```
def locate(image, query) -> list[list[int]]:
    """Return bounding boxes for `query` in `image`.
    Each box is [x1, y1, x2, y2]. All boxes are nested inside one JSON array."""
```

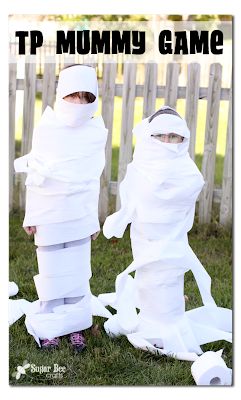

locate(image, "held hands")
[[23, 226, 36, 235], [91, 231, 100, 241]]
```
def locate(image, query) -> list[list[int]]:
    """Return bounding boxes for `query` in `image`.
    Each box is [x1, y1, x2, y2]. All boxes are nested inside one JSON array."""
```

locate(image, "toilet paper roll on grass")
[[191, 350, 232, 386]]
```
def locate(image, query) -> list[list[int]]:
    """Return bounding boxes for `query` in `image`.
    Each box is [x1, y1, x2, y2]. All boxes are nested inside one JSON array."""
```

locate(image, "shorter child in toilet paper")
[[14, 64, 108, 350], [100, 106, 232, 360]]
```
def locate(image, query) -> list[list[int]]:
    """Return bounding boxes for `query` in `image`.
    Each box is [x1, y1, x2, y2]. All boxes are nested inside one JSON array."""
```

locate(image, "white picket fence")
[[9, 61, 232, 226]]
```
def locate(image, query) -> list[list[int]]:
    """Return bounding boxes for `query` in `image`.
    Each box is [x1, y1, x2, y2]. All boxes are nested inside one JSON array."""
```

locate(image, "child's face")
[[63, 92, 89, 104], [152, 133, 184, 144]]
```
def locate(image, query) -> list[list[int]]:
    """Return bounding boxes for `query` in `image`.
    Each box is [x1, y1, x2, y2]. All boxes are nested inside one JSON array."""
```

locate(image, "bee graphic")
[[12, 360, 30, 380]]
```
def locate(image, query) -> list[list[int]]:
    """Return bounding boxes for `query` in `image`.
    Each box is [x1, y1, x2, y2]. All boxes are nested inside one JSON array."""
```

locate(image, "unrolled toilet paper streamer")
[[9, 281, 27, 326], [9, 281, 19, 297], [99, 235, 232, 360], [9, 299, 39, 326], [9, 284, 112, 341], [9, 280, 232, 385], [25, 294, 94, 345], [9, 293, 112, 347], [8, 280, 38, 325], [191, 350, 232, 386]]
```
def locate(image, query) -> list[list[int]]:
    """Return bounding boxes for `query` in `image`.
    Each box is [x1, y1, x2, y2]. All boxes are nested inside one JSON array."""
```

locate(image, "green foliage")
[[184, 15, 219, 22], [41, 14, 230, 22], [167, 15, 183, 21], [51, 15, 149, 22]]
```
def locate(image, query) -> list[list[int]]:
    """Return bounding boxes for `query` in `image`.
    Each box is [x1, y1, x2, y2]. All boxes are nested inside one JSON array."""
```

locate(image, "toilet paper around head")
[[191, 351, 232, 386]]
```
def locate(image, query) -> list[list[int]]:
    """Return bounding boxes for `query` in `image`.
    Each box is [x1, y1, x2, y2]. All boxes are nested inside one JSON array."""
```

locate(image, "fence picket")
[[143, 62, 158, 118], [116, 63, 137, 210], [19, 62, 36, 209], [42, 62, 56, 112], [99, 62, 117, 222], [9, 63, 17, 210], [164, 63, 180, 108], [185, 63, 200, 160], [220, 83, 232, 225], [199, 63, 222, 224]]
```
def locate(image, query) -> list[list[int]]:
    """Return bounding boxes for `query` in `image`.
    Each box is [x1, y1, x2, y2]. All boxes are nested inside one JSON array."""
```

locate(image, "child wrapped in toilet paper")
[[14, 64, 109, 350], [99, 106, 232, 361]]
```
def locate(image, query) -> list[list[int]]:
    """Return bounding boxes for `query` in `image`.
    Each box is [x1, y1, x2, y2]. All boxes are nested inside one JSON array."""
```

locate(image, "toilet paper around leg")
[[25, 240, 93, 345], [34, 242, 91, 301], [25, 293, 93, 345]]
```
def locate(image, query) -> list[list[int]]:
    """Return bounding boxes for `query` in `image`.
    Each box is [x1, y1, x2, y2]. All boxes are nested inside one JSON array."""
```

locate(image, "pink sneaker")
[[69, 331, 86, 352], [41, 337, 60, 350]]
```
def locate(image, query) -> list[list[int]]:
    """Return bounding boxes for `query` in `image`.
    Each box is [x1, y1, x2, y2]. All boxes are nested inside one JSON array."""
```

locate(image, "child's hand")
[[91, 231, 100, 241], [23, 226, 36, 236]]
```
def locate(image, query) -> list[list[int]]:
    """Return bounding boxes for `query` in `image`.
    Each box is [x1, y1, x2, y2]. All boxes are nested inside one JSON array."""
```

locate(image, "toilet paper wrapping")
[[126, 332, 199, 361], [191, 351, 232, 385], [27, 240, 93, 344], [91, 295, 112, 319], [25, 295, 93, 345], [34, 243, 91, 301], [9, 240, 112, 344], [9, 299, 30, 325], [9, 299, 39, 326], [9, 293, 112, 335], [99, 107, 232, 360], [14, 107, 107, 227], [36, 243, 91, 276], [56, 64, 98, 100], [104, 314, 132, 337]]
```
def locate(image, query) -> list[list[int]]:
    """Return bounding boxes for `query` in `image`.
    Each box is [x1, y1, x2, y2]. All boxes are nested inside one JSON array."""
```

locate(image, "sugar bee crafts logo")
[[12, 360, 30, 380], [12, 360, 67, 380]]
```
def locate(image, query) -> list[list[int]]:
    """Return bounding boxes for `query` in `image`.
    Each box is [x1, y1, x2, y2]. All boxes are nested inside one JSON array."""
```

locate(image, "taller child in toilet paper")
[[14, 64, 108, 349], [100, 106, 232, 360]]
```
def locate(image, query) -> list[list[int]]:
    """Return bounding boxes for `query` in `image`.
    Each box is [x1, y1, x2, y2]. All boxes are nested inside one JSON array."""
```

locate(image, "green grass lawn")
[[9, 212, 232, 386]]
